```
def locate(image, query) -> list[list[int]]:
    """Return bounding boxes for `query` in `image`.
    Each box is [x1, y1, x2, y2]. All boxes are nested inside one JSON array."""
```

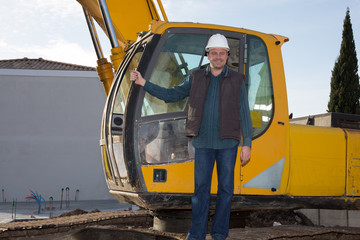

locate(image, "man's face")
[[207, 48, 228, 71]]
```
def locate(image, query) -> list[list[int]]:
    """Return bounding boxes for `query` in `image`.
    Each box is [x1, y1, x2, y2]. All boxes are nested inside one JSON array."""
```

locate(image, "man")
[[130, 33, 252, 240]]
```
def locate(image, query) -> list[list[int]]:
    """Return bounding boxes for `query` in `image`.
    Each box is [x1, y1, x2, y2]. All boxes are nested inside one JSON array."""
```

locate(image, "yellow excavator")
[[76, 0, 360, 215]]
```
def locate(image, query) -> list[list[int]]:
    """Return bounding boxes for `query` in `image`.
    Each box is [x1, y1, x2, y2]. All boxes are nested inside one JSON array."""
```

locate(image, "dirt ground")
[[1, 209, 360, 239]]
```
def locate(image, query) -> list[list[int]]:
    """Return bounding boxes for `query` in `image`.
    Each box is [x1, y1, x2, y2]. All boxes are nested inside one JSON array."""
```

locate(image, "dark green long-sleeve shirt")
[[143, 66, 252, 149]]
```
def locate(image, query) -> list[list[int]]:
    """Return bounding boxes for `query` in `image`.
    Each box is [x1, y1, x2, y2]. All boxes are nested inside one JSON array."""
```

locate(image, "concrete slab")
[[297, 209, 320, 225], [320, 209, 348, 227], [349, 210, 360, 227], [298, 209, 360, 228]]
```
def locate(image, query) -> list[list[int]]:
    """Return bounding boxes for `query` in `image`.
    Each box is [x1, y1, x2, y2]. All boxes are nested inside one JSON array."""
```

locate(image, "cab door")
[[238, 34, 289, 196]]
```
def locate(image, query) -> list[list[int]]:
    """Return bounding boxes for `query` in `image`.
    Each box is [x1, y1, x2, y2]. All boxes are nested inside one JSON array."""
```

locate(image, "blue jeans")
[[186, 146, 238, 240]]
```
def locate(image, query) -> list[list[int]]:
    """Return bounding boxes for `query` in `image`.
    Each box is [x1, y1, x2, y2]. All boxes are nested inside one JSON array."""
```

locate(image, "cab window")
[[113, 51, 143, 114], [137, 33, 244, 165], [246, 35, 274, 137], [141, 33, 209, 116]]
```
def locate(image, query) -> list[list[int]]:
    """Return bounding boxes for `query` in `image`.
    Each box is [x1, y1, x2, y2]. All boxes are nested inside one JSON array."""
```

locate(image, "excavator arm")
[[77, 0, 168, 95]]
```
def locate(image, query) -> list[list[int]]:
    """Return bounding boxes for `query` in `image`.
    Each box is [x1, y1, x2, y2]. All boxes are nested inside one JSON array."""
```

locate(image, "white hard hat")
[[205, 34, 230, 52]]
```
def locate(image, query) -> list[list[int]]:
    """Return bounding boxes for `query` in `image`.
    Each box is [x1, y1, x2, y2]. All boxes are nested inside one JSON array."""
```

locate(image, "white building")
[[0, 58, 112, 201]]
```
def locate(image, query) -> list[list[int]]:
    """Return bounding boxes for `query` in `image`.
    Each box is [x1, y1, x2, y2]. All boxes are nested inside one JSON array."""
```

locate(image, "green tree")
[[328, 8, 360, 114]]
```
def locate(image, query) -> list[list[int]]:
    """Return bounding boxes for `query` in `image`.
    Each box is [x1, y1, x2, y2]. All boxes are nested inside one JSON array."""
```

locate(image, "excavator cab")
[[97, 22, 291, 209]]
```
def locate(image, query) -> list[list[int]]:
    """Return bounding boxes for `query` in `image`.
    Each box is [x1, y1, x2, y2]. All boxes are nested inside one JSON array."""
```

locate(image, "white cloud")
[[35, 39, 97, 66], [0, 38, 97, 67], [9, 0, 83, 20], [0, 0, 96, 66]]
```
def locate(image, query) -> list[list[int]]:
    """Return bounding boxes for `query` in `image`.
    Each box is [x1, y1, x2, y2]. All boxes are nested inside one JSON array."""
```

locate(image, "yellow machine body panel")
[[150, 22, 288, 47], [142, 150, 241, 194], [288, 124, 346, 196], [345, 129, 360, 196], [142, 161, 195, 193]]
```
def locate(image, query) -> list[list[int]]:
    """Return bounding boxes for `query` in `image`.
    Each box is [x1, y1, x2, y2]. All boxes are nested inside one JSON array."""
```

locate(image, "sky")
[[0, 0, 359, 118]]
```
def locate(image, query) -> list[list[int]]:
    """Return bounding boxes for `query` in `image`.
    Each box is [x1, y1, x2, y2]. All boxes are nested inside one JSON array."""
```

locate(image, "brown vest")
[[186, 67, 244, 141]]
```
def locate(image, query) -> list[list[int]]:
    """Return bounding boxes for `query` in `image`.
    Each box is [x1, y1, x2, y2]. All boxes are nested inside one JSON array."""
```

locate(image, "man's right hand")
[[130, 69, 146, 86], [240, 146, 251, 166]]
